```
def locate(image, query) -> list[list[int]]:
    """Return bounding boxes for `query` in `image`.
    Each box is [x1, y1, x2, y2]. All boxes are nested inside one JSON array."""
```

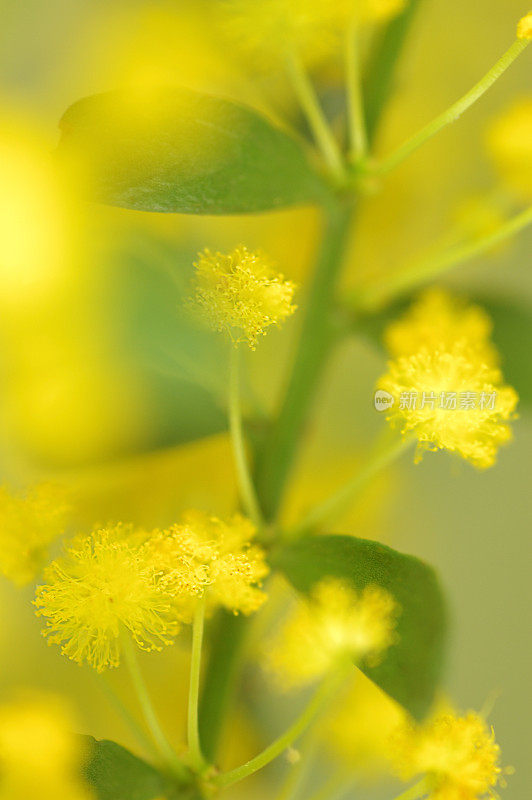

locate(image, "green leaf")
[[58, 88, 327, 214], [82, 737, 169, 800], [274, 534, 447, 720], [478, 296, 532, 408], [107, 235, 227, 453], [82, 738, 200, 800]]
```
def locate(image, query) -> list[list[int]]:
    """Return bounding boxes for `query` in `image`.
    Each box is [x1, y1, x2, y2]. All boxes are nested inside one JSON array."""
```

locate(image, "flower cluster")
[[378, 291, 518, 468], [147, 510, 269, 616], [393, 710, 505, 800], [34, 524, 180, 672], [0, 483, 69, 586], [0, 695, 92, 800], [384, 289, 497, 363], [222, 0, 342, 70], [269, 579, 399, 687], [191, 246, 297, 349], [222, 0, 406, 70], [35, 513, 268, 671]]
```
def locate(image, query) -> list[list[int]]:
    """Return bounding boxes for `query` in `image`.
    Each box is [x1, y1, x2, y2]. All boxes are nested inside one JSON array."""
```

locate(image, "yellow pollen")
[[191, 246, 297, 349], [34, 524, 181, 672], [517, 11, 532, 39], [392, 710, 506, 800]]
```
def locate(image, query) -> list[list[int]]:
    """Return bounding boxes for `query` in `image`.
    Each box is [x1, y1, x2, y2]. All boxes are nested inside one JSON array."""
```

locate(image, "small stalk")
[[228, 345, 264, 528], [95, 671, 158, 759], [284, 49, 346, 182], [121, 632, 187, 780], [288, 433, 415, 539], [187, 593, 207, 772], [355, 204, 532, 310], [215, 662, 351, 789], [376, 37, 530, 176], [346, 20, 368, 164]]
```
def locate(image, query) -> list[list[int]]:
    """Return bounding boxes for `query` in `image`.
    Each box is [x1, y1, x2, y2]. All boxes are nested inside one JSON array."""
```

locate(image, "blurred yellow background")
[[0, 1, 530, 798]]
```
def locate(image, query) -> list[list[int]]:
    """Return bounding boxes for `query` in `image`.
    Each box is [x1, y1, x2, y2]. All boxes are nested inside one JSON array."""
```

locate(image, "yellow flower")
[[324, 671, 407, 778], [517, 11, 532, 39], [34, 524, 181, 672], [191, 246, 297, 349], [269, 579, 399, 688], [148, 510, 269, 615], [0, 694, 93, 800], [486, 98, 532, 202], [392, 710, 506, 800], [0, 483, 69, 586], [384, 290, 497, 363], [378, 344, 517, 468], [222, 0, 406, 70], [380, 295, 518, 468], [221, 0, 343, 70]]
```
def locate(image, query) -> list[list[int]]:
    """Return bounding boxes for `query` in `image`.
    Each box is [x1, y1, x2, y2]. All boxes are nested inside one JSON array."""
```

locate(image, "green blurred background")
[[0, 0, 530, 797]]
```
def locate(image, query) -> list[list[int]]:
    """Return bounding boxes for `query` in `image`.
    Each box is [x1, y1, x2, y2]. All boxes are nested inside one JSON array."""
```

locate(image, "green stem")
[[356, 204, 532, 310], [346, 21, 368, 163], [255, 199, 355, 521], [288, 432, 415, 538], [390, 777, 432, 800], [187, 594, 207, 772], [121, 632, 187, 780], [285, 49, 346, 182], [95, 672, 158, 759], [229, 345, 264, 528], [215, 664, 351, 789], [198, 611, 248, 761], [376, 37, 530, 176], [198, 11, 423, 766]]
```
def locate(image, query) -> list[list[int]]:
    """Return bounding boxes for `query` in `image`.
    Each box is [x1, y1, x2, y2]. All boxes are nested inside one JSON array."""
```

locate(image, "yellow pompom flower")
[[0, 483, 69, 586], [148, 510, 269, 615], [34, 524, 181, 672], [392, 710, 506, 800], [191, 246, 297, 349], [222, 0, 342, 70], [486, 99, 532, 202], [384, 290, 497, 363], [269, 579, 399, 688], [517, 11, 532, 39], [378, 344, 518, 469], [222, 0, 406, 70], [379, 295, 518, 468], [0, 694, 93, 800]]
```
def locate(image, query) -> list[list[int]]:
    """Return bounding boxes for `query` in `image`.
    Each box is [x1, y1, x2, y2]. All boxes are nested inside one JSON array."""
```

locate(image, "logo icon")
[[374, 390, 394, 411]]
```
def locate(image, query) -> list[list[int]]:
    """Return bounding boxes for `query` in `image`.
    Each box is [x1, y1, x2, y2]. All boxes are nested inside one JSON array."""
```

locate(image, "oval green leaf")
[[274, 534, 447, 720], [478, 296, 532, 408], [82, 737, 198, 800], [58, 88, 327, 214]]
